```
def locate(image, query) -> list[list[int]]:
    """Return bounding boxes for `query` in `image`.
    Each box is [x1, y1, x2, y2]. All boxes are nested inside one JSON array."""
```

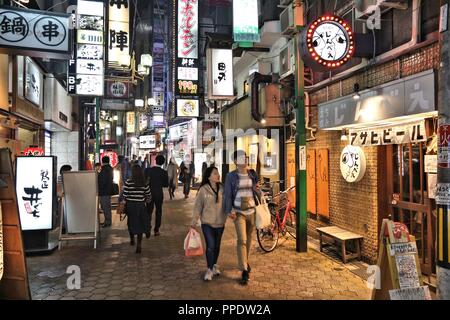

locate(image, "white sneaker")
[[204, 269, 213, 281], [212, 264, 221, 276]]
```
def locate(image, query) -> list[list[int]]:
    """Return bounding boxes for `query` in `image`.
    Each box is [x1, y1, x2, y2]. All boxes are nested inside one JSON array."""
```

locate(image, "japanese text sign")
[[0, 6, 71, 57], [16, 157, 55, 231]]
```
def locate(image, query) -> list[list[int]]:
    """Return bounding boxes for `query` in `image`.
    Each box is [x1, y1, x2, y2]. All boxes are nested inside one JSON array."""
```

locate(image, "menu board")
[[395, 254, 421, 289], [390, 286, 432, 300]]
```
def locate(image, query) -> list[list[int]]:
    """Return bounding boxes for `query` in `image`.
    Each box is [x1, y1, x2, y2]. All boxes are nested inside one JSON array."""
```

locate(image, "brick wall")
[[306, 129, 379, 264]]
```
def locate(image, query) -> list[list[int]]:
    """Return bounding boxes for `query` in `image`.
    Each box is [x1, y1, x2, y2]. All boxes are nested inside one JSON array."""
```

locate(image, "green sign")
[[233, 0, 260, 43]]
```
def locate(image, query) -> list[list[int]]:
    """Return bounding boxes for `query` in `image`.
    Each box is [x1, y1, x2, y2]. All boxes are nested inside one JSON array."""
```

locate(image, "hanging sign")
[[424, 155, 437, 173], [106, 80, 129, 98], [350, 121, 427, 147], [301, 15, 354, 70], [207, 48, 234, 99], [24, 57, 43, 108], [108, 0, 129, 69], [233, 0, 260, 43], [177, 0, 198, 59], [139, 135, 156, 149], [204, 114, 220, 122], [16, 157, 55, 231], [340, 145, 366, 183], [0, 6, 71, 58], [126, 111, 135, 133]]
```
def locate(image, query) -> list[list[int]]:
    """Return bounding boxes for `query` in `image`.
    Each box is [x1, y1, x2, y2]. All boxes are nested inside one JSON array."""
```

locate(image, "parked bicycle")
[[257, 185, 297, 252]]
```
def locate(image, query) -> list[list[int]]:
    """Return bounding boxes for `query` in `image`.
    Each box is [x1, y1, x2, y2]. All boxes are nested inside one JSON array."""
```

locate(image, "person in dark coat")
[[98, 156, 114, 227], [123, 165, 151, 254], [144, 155, 169, 236], [180, 154, 195, 199]]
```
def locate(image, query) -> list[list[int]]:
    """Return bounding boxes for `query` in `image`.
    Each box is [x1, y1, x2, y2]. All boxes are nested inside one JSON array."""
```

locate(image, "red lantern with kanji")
[[101, 151, 118, 168], [23, 147, 44, 156]]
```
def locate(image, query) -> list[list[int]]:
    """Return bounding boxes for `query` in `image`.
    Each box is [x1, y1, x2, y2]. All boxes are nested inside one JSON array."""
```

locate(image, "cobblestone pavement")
[[26, 190, 371, 300]]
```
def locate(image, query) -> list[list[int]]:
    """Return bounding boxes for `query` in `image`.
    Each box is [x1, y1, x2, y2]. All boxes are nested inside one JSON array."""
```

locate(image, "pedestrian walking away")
[[191, 166, 227, 281], [122, 165, 151, 254], [223, 150, 260, 285], [167, 157, 179, 200], [145, 154, 169, 236], [180, 154, 195, 199], [98, 156, 114, 227]]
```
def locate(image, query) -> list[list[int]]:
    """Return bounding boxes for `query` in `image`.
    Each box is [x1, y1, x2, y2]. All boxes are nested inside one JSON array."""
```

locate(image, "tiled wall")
[[51, 131, 79, 176]]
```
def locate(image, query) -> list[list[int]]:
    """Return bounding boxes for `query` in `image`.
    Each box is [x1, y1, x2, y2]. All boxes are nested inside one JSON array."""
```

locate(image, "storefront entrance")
[[384, 142, 436, 275]]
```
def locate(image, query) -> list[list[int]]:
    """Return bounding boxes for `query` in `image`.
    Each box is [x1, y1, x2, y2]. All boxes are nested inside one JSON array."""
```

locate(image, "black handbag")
[[111, 183, 119, 196]]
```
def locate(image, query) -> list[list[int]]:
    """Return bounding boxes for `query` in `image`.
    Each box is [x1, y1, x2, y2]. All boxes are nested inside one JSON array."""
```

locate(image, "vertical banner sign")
[[438, 124, 450, 168], [126, 111, 135, 133], [68, 0, 105, 96], [108, 0, 129, 69], [176, 0, 199, 115], [233, 0, 260, 43], [208, 48, 234, 99], [15, 157, 55, 231]]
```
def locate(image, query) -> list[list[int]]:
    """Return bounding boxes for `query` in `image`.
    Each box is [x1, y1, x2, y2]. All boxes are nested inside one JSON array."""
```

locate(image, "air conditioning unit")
[[279, 39, 295, 79], [354, 0, 408, 17], [280, 5, 296, 36]]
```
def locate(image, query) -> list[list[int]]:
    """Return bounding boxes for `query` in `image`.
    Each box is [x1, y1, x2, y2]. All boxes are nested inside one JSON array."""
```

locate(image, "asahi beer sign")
[[177, 0, 198, 59], [208, 48, 234, 99], [0, 6, 71, 56], [16, 157, 55, 231], [350, 121, 427, 147]]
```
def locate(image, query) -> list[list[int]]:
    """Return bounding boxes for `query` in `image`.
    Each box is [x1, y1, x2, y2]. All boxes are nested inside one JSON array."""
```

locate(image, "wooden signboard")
[[317, 149, 330, 218], [307, 149, 316, 214], [285, 143, 296, 207], [0, 148, 31, 299], [372, 219, 431, 300]]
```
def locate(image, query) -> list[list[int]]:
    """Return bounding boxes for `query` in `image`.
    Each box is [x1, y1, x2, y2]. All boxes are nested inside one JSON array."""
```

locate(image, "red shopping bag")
[[184, 228, 204, 257]]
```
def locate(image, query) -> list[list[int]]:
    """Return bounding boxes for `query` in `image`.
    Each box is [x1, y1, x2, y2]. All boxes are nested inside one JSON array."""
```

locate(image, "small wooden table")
[[316, 226, 363, 263]]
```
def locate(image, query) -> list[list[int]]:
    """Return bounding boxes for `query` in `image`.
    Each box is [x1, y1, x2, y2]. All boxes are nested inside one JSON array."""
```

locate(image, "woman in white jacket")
[[191, 166, 227, 281]]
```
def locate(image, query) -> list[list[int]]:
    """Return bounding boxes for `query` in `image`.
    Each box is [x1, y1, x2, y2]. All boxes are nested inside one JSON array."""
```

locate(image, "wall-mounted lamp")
[[340, 129, 348, 141], [135, 99, 144, 107], [353, 83, 361, 100]]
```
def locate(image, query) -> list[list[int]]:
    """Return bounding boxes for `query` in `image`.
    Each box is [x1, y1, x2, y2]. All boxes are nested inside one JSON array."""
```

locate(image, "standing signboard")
[[16, 157, 56, 231], [60, 171, 99, 249]]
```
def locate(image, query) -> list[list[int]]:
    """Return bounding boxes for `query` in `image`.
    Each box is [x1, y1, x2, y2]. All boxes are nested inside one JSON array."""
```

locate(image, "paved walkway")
[[26, 190, 371, 300]]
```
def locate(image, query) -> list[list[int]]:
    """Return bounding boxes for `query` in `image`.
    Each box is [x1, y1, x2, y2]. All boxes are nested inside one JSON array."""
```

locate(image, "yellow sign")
[[126, 112, 135, 133]]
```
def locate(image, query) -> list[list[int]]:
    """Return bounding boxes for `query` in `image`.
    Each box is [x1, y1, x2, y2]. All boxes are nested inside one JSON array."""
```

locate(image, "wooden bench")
[[316, 226, 363, 263]]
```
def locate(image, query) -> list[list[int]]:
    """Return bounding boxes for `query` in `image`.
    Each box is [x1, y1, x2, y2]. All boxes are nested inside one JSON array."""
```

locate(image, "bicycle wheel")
[[257, 208, 279, 252], [285, 208, 297, 239]]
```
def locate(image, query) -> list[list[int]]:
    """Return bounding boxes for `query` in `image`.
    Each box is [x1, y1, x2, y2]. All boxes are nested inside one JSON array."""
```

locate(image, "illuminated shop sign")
[[108, 0, 129, 69], [106, 80, 129, 98], [207, 48, 234, 99], [301, 15, 354, 70], [101, 150, 118, 167], [16, 157, 55, 231], [23, 147, 44, 156], [139, 135, 156, 149], [233, 0, 260, 43], [177, 0, 198, 59], [177, 99, 199, 118], [67, 0, 104, 96], [340, 145, 366, 183], [0, 6, 71, 58]]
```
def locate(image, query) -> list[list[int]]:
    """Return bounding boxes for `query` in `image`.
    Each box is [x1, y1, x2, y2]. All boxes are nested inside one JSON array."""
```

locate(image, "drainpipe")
[[250, 72, 272, 123]]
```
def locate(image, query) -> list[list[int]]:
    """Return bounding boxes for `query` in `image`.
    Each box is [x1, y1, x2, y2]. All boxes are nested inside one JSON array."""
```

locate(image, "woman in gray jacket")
[[191, 166, 227, 281]]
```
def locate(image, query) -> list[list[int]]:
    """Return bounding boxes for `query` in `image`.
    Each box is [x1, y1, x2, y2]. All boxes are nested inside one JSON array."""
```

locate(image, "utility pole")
[[293, 0, 307, 253], [437, 0, 450, 300], [95, 97, 100, 164]]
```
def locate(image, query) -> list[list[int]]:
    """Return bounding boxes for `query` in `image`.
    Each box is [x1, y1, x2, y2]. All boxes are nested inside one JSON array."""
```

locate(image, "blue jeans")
[[201, 224, 225, 270]]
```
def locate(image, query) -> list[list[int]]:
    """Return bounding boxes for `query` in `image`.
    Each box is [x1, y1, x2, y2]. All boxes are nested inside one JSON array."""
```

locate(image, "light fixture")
[[147, 98, 156, 106], [340, 129, 348, 141], [353, 83, 361, 100], [261, 118, 267, 125], [135, 99, 144, 107], [137, 64, 149, 76], [141, 54, 153, 68], [113, 115, 119, 121], [117, 126, 123, 136]]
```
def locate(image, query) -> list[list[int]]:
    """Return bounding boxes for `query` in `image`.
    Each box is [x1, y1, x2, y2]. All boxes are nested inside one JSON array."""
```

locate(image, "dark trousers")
[[201, 224, 225, 270], [169, 181, 176, 198], [148, 194, 163, 232], [183, 176, 192, 196]]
